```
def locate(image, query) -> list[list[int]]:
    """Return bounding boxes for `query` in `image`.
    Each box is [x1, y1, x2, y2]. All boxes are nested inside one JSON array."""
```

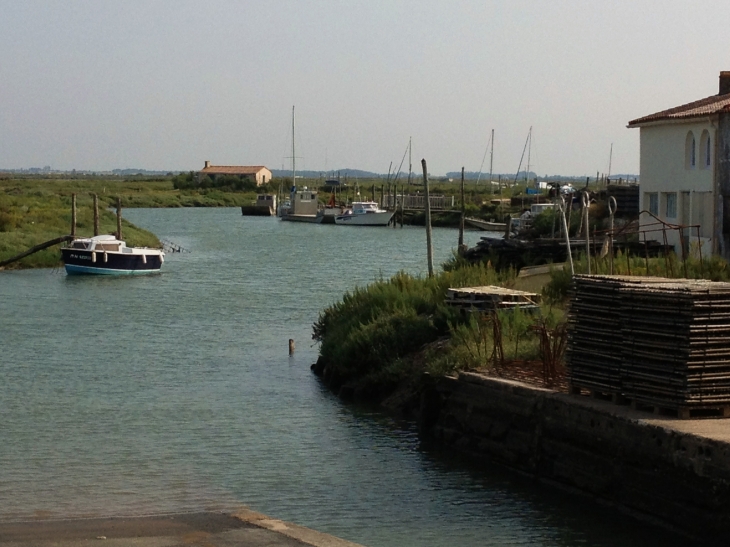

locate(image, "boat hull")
[[334, 212, 394, 226], [61, 248, 163, 275], [241, 205, 275, 216], [465, 217, 507, 231], [281, 214, 324, 224]]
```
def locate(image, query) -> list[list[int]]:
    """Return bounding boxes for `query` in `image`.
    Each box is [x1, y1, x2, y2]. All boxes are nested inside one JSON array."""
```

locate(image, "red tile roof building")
[[628, 72, 730, 258], [198, 161, 272, 186]]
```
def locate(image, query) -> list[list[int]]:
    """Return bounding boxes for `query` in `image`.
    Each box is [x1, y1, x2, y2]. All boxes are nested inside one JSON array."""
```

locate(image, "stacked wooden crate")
[[566, 275, 671, 395], [567, 275, 730, 417], [619, 280, 730, 415]]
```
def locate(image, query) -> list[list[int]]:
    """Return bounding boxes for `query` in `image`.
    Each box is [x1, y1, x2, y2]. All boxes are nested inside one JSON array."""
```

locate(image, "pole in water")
[[116, 197, 123, 240], [71, 193, 77, 237], [289, 339, 295, 355], [458, 167, 465, 252], [93, 193, 99, 236], [421, 159, 434, 278]]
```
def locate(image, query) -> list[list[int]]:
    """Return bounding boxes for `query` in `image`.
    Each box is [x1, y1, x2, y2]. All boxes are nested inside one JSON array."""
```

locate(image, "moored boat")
[[241, 194, 277, 216], [465, 217, 507, 232], [61, 235, 164, 275], [335, 201, 394, 226], [280, 186, 324, 223]]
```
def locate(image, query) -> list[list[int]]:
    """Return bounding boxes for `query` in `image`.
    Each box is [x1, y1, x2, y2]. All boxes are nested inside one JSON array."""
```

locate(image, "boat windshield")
[[70, 241, 90, 250], [95, 243, 121, 252], [354, 202, 378, 213]]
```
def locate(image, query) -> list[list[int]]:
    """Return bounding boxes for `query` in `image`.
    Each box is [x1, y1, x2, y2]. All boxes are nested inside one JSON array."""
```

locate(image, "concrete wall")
[[639, 120, 716, 255], [420, 372, 730, 542]]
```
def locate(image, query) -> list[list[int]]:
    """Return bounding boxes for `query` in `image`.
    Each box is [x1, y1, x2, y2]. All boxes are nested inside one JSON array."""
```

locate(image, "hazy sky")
[[2, 1, 730, 176]]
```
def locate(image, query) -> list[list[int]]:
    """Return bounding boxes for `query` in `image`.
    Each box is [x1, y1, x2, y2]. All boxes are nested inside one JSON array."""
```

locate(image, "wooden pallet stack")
[[620, 280, 730, 416], [567, 275, 730, 417], [566, 275, 671, 395], [445, 286, 541, 313]]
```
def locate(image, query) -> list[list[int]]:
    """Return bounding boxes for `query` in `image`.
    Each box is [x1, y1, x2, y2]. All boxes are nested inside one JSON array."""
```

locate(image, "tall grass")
[[313, 263, 527, 390]]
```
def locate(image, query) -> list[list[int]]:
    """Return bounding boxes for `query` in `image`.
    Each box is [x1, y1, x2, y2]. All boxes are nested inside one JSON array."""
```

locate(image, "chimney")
[[720, 72, 730, 95], [204, 160, 211, 169]]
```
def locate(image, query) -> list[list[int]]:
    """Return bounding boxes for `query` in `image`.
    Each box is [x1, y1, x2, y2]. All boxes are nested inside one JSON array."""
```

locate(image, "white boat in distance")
[[335, 201, 394, 226]]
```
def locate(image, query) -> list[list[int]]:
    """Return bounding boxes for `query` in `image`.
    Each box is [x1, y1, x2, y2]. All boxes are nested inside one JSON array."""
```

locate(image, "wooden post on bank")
[[421, 159, 434, 277], [458, 167, 465, 252], [71, 193, 77, 237], [116, 197, 123, 240], [93, 194, 99, 236]]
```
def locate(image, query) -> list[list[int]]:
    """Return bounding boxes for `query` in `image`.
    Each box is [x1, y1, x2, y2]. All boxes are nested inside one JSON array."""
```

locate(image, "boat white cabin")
[[61, 234, 164, 275], [335, 201, 394, 226], [280, 186, 324, 223]]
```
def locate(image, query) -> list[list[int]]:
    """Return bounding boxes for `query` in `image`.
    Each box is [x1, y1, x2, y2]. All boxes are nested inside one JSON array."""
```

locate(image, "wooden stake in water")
[[289, 339, 295, 355], [421, 159, 434, 277], [71, 193, 76, 237], [93, 194, 99, 236], [458, 167, 465, 251], [116, 197, 122, 241]]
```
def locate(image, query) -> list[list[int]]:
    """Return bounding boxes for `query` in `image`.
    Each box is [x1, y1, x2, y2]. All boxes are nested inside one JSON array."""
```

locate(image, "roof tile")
[[628, 94, 730, 126], [200, 165, 268, 175]]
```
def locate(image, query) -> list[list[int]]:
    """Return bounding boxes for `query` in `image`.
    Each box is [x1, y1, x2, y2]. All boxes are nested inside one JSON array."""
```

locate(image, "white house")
[[627, 71, 730, 258]]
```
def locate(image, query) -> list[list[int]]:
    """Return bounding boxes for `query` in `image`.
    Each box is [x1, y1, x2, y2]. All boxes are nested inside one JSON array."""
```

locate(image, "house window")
[[686, 131, 696, 169], [700, 130, 712, 168], [665, 192, 677, 218], [647, 193, 659, 215]]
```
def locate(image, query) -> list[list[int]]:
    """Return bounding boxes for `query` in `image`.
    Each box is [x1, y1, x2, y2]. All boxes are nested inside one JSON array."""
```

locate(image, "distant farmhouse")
[[198, 161, 272, 186], [628, 71, 730, 259]]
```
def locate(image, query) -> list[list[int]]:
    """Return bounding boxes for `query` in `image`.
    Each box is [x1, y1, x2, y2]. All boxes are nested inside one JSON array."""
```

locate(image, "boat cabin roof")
[[69, 234, 126, 251]]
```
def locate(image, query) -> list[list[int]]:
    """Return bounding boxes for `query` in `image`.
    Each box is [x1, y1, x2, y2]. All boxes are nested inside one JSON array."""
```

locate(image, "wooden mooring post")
[[421, 159, 434, 277], [93, 194, 99, 236], [71, 193, 76, 237], [458, 167, 465, 252], [116, 197, 123, 240]]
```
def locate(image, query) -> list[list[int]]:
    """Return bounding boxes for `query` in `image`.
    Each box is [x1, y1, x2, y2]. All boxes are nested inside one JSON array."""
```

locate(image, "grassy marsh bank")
[[0, 174, 268, 268], [312, 250, 730, 414]]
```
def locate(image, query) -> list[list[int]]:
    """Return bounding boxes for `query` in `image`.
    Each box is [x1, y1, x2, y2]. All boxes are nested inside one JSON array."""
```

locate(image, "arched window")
[[700, 130, 712, 168], [685, 131, 697, 169]]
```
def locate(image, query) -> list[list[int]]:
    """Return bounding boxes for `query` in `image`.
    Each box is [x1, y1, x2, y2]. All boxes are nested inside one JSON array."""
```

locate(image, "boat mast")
[[407, 136, 412, 186], [488, 128, 494, 195], [608, 142, 613, 180], [291, 105, 297, 187], [526, 126, 532, 185]]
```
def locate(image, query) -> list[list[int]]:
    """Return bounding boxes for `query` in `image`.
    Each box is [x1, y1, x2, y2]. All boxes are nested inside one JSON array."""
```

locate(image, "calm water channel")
[[1, 208, 693, 546]]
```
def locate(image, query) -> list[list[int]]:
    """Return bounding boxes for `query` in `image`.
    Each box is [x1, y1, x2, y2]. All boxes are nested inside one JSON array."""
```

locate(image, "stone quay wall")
[[419, 371, 730, 543]]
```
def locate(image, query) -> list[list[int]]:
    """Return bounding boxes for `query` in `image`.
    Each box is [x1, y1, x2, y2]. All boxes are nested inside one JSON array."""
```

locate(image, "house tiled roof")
[[200, 165, 268, 175], [628, 93, 730, 127]]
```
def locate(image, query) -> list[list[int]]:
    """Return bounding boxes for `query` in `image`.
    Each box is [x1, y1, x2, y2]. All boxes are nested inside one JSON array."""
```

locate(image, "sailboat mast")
[[608, 142, 613, 179], [407, 136, 412, 185], [526, 126, 532, 185], [291, 105, 297, 186], [488, 129, 494, 194]]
